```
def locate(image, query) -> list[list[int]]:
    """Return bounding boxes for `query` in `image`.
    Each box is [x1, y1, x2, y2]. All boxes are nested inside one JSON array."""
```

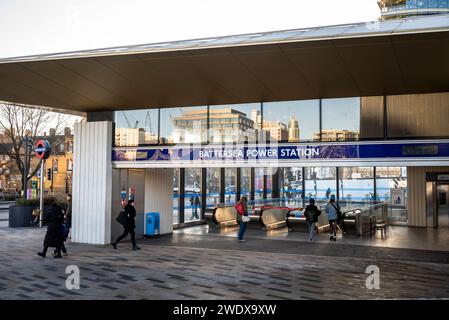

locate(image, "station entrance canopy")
[[0, 14, 448, 112]]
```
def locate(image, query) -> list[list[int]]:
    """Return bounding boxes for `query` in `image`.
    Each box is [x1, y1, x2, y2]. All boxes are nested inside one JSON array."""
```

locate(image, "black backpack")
[[116, 210, 129, 226], [304, 207, 316, 222]]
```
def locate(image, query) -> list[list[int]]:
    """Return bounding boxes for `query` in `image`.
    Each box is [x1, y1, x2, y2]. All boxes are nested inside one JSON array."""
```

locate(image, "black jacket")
[[304, 205, 321, 223], [43, 204, 65, 247], [124, 204, 136, 229]]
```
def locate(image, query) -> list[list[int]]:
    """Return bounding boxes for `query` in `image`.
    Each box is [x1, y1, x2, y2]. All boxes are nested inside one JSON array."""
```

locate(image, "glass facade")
[[160, 106, 208, 144], [115, 109, 159, 146], [305, 167, 337, 201], [263, 100, 320, 142], [209, 103, 261, 144], [321, 97, 361, 141], [240, 168, 251, 199], [224, 168, 237, 205], [339, 167, 375, 210], [173, 168, 179, 224], [376, 167, 408, 224], [113, 93, 449, 146], [184, 168, 202, 222], [206, 168, 221, 209], [168, 165, 408, 226], [280, 167, 303, 205]]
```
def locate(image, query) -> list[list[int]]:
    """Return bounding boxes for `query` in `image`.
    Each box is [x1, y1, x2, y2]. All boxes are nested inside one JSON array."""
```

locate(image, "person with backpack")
[[112, 200, 141, 251], [235, 196, 249, 242], [325, 194, 341, 241], [304, 198, 321, 242]]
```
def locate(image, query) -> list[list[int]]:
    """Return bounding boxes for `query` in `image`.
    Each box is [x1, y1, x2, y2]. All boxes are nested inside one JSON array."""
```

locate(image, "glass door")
[[437, 184, 449, 228]]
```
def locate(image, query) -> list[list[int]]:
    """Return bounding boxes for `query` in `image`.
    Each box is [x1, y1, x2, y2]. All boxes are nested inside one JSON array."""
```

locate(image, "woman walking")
[[325, 194, 341, 241], [37, 203, 65, 258], [235, 196, 249, 242], [112, 200, 141, 250]]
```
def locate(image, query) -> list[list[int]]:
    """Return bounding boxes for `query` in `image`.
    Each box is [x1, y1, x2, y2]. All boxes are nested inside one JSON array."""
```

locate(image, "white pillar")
[[144, 168, 174, 235], [72, 121, 112, 244]]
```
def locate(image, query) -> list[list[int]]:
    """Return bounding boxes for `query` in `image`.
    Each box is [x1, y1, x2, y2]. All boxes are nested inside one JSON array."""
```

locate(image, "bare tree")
[[0, 103, 72, 194]]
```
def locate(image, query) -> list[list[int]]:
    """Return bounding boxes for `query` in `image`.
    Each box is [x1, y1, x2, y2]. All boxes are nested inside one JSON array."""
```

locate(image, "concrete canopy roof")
[[0, 14, 449, 113]]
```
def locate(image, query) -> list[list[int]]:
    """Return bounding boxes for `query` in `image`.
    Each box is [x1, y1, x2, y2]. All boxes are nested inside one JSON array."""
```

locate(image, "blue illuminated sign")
[[112, 142, 449, 162]]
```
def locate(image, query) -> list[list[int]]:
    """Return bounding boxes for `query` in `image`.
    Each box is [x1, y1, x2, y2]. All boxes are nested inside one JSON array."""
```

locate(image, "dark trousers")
[[115, 227, 136, 247], [238, 221, 247, 240], [42, 241, 62, 257]]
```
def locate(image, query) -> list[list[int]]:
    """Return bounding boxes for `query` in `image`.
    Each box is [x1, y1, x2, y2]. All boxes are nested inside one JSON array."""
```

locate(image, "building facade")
[[378, 0, 449, 20], [0, 14, 448, 244]]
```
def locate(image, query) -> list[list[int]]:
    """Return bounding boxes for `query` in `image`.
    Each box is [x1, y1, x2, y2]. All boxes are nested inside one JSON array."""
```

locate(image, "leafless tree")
[[0, 103, 72, 194]]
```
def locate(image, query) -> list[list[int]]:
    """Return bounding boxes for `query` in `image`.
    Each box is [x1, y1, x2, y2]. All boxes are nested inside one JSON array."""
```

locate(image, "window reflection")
[[305, 167, 337, 201], [320, 97, 361, 141], [160, 106, 208, 144], [114, 109, 158, 146], [280, 167, 303, 206], [240, 168, 251, 199], [339, 167, 374, 210], [185, 168, 202, 222], [173, 168, 179, 224], [376, 167, 408, 224], [206, 168, 221, 208], [224, 168, 237, 205], [209, 103, 262, 143], [263, 100, 320, 142]]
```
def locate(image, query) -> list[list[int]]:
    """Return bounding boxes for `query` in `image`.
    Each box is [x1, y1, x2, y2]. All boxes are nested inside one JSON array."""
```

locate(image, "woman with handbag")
[[235, 196, 249, 242], [325, 194, 341, 241]]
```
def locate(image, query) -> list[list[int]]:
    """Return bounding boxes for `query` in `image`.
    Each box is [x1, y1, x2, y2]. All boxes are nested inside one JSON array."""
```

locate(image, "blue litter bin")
[[145, 212, 160, 237]]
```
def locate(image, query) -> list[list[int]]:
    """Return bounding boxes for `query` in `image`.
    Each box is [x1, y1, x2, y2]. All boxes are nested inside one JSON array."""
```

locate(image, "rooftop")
[[0, 14, 448, 112]]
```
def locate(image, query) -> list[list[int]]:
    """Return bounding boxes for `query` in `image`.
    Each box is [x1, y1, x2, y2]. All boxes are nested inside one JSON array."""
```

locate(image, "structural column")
[[144, 168, 174, 235], [72, 121, 112, 245]]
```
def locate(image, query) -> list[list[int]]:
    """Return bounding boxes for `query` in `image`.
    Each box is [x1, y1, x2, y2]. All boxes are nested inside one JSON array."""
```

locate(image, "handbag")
[[235, 203, 245, 215], [242, 215, 251, 223], [116, 210, 129, 226]]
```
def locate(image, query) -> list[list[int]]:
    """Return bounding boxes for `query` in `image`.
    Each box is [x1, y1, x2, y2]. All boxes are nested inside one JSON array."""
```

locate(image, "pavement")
[[1, 225, 449, 300]]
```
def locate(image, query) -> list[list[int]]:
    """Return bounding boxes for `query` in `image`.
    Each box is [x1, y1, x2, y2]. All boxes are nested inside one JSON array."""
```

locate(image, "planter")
[[8, 205, 52, 228]]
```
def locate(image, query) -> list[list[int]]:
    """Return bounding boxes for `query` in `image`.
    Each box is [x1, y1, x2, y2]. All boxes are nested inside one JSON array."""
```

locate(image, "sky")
[[0, 0, 380, 59]]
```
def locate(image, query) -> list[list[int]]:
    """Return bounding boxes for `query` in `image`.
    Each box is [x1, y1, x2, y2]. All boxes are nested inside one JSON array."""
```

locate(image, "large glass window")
[[184, 168, 202, 222], [114, 109, 159, 146], [339, 167, 374, 210], [376, 167, 408, 224], [321, 97, 361, 141], [209, 103, 261, 144], [263, 100, 320, 142], [173, 168, 179, 224], [240, 168, 251, 199], [280, 167, 303, 206], [160, 106, 208, 144], [206, 168, 221, 208], [254, 168, 265, 203], [305, 167, 337, 202], [224, 168, 237, 205]]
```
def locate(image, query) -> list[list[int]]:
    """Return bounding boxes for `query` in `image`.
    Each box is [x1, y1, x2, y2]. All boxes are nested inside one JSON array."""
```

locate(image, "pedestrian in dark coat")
[[112, 200, 141, 251], [37, 203, 65, 258]]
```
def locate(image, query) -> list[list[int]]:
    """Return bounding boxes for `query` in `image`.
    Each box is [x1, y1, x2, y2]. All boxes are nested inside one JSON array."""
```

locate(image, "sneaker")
[[330, 236, 334, 241], [132, 246, 141, 251], [112, 242, 117, 250], [333, 237, 337, 241], [238, 239, 246, 242], [37, 252, 45, 258]]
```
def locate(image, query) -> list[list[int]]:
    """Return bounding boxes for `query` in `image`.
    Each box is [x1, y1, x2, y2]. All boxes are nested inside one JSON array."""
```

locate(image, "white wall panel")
[[72, 121, 112, 244], [144, 168, 174, 235]]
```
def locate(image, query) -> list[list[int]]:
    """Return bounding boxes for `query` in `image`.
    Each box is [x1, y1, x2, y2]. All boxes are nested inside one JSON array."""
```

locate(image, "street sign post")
[[35, 140, 51, 227]]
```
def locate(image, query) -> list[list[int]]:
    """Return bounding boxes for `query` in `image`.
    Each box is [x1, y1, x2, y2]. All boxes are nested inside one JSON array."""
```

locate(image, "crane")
[[121, 111, 139, 128]]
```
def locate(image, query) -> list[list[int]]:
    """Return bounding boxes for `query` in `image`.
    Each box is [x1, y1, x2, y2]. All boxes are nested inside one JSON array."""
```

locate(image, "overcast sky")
[[0, 0, 380, 59]]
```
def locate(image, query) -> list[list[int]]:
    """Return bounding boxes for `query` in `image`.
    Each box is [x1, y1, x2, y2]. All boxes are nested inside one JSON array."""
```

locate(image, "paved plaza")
[[1, 224, 449, 300]]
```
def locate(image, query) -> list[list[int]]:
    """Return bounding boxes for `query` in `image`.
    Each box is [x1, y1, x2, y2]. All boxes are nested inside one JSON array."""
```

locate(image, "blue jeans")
[[238, 221, 247, 240]]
